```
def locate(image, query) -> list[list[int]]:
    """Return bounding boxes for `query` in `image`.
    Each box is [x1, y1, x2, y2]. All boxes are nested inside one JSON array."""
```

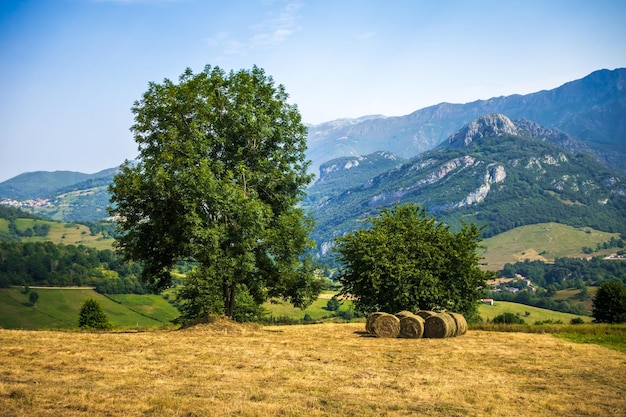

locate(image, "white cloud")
[[207, 1, 303, 55]]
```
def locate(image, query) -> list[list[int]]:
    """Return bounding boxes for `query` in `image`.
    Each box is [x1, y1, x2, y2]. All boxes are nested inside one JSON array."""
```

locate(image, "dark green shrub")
[[78, 298, 112, 330], [492, 312, 525, 324], [325, 296, 340, 311], [29, 291, 39, 306], [592, 281, 626, 323]]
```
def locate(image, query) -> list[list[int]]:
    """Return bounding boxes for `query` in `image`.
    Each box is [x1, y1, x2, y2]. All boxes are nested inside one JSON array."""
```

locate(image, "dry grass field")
[[1, 320, 625, 417]]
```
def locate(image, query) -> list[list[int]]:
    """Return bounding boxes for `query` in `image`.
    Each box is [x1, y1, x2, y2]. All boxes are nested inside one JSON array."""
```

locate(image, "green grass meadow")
[[262, 292, 355, 322], [477, 300, 592, 324], [481, 222, 619, 269], [1, 287, 593, 330], [0, 288, 179, 330]]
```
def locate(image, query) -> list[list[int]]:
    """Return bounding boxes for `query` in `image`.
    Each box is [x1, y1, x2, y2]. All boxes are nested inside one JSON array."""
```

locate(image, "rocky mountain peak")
[[447, 113, 519, 148]]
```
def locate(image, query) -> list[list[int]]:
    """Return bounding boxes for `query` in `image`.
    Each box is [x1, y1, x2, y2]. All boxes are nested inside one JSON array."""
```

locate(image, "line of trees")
[[0, 241, 145, 293], [500, 257, 626, 288]]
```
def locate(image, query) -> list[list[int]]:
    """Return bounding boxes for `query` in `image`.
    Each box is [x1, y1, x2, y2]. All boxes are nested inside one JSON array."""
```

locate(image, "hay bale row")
[[366, 311, 467, 339]]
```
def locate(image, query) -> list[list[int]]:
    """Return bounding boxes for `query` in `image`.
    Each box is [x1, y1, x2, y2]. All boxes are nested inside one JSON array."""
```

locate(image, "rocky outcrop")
[[447, 114, 519, 148], [454, 165, 506, 208]]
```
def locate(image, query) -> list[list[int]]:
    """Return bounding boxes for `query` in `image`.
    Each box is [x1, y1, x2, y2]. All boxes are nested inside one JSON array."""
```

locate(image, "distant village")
[[1, 198, 54, 209]]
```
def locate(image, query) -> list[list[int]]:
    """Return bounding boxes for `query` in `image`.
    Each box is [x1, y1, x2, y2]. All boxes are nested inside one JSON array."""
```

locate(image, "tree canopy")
[[593, 281, 626, 323], [109, 65, 322, 320], [334, 204, 491, 318]]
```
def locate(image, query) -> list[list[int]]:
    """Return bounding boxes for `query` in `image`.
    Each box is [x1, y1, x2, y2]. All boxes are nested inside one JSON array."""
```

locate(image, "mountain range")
[[306, 68, 626, 176], [1, 68, 625, 258]]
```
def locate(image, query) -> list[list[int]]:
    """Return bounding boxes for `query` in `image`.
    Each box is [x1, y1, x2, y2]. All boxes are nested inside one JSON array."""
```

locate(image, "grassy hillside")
[[0, 217, 114, 250], [481, 222, 619, 270], [478, 301, 592, 324], [1, 322, 624, 416], [262, 291, 354, 322], [0, 288, 178, 330], [1, 285, 593, 330]]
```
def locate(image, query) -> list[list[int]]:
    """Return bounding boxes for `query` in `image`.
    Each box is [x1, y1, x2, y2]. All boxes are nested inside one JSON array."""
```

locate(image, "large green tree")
[[334, 204, 491, 318], [109, 65, 322, 320]]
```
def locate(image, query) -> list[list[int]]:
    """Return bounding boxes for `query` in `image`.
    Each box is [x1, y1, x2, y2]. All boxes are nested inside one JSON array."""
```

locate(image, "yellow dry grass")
[[1, 321, 625, 416]]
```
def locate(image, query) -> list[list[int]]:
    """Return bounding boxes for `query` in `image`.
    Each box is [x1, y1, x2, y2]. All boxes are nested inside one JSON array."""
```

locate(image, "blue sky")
[[1, 0, 625, 182]]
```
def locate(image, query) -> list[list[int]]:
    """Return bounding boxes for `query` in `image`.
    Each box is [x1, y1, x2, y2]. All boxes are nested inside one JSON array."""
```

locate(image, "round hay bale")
[[398, 314, 425, 338], [415, 310, 437, 320], [365, 312, 386, 335], [370, 313, 400, 338], [423, 314, 456, 338], [395, 310, 416, 319], [446, 312, 468, 336]]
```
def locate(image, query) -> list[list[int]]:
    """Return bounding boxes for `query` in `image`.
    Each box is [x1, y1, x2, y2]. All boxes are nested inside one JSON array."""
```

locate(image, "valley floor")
[[1, 322, 625, 416]]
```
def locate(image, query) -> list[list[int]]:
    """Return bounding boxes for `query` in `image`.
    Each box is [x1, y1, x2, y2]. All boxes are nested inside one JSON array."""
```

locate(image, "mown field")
[[1, 320, 625, 417]]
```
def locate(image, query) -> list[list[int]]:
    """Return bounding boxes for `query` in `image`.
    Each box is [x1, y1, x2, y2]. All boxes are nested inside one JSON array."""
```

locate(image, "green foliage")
[[500, 257, 626, 288], [592, 281, 626, 323], [0, 206, 43, 221], [492, 312, 526, 324], [325, 296, 340, 311], [334, 203, 491, 318], [175, 266, 227, 322], [0, 241, 145, 293], [78, 298, 112, 330], [110, 65, 322, 319], [232, 285, 267, 322], [28, 291, 39, 306]]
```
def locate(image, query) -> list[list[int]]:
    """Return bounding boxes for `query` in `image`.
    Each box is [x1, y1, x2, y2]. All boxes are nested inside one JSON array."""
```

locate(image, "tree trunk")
[[223, 282, 236, 318]]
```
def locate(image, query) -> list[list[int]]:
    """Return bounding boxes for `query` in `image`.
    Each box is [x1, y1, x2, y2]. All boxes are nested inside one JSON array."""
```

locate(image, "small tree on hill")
[[592, 281, 626, 323], [29, 291, 39, 307], [79, 298, 112, 330], [334, 204, 492, 319]]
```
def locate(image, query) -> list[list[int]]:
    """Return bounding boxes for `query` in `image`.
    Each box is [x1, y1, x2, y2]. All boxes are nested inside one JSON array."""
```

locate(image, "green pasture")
[[0, 288, 175, 330], [478, 300, 592, 324], [481, 222, 619, 269], [0, 287, 599, 331], [106, 293, 180, 323], [0, 218, 9, 234], [263, 292, 355, 321]]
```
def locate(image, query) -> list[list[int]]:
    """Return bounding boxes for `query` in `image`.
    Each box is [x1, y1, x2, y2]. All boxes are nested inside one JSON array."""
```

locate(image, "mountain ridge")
[[305, 67, 626, 177]]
